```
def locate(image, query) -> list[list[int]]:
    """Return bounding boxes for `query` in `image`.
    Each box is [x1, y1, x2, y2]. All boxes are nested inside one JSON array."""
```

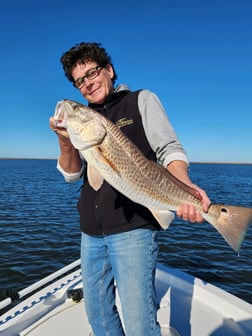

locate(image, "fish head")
[[54, 99, 96, 129], [54, 99, 107, 151]]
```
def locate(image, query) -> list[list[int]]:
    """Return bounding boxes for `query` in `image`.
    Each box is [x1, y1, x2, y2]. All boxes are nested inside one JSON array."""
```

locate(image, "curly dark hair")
[[60, 42, 118, 84]]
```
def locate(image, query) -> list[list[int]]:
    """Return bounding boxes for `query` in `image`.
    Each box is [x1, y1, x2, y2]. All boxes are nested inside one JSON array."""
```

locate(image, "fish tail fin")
[[206, 205, 252, 253]]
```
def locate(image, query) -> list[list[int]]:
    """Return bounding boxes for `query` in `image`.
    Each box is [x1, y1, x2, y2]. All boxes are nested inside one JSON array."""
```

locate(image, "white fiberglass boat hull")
[[1, 259, 252, 336]]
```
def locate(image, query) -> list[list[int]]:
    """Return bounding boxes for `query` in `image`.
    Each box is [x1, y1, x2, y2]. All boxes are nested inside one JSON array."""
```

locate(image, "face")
[[71, 61, 114, 104]]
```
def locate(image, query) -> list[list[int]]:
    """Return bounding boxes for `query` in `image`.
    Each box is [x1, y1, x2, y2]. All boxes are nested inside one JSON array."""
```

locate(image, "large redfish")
[[54, 99, 252, 252]]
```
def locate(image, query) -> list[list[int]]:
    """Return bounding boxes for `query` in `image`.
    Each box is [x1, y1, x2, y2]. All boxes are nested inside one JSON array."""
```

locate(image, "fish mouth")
[[54, 100, 67, 128]]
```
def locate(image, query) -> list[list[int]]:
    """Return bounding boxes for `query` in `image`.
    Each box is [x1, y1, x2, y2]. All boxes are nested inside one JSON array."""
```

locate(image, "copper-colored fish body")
[[54, 100, 252, 252]]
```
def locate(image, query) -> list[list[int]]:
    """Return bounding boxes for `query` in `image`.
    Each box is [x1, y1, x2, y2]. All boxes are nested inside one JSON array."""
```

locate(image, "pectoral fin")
[[87, 164, 104, 191], [150, 209, 175, 229], [87, 149, 121, 191]]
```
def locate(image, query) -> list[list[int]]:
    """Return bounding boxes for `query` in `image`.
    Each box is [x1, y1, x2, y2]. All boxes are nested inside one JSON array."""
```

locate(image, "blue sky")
[[0, 0, 251, 163]]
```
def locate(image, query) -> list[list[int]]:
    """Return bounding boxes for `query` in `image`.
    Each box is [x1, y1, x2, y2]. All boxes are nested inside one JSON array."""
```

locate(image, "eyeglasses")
[[73, 65, 104, 89]]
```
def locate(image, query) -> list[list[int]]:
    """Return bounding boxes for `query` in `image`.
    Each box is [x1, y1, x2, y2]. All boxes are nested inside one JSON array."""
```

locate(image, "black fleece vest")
[[77, 90, 160, 235]]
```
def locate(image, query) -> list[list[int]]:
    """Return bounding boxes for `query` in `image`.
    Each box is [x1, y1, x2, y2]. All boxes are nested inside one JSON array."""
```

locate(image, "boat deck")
[[1, 260, 252, 336]]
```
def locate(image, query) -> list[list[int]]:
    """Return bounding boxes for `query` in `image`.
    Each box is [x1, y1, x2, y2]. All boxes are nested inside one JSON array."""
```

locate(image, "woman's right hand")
[[49, 116, 82, 173]]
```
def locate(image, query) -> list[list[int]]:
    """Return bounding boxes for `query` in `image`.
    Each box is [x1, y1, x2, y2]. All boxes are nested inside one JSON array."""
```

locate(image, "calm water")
[[0, 160, 252, 305]]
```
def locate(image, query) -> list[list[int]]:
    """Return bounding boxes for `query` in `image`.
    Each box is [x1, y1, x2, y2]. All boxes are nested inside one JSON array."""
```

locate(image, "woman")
[[50, 42, 210, 336]]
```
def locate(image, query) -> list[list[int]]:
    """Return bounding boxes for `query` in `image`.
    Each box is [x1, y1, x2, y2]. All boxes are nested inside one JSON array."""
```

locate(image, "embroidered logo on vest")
[[116, 118, 134, 128]]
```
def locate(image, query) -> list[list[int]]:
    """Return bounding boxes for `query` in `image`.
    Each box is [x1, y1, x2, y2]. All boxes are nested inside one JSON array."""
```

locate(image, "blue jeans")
[[81, 229, 161, 336]]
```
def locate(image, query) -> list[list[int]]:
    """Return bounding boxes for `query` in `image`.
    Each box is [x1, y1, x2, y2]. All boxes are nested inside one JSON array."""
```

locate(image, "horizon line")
[[0, 158, 251, 165]]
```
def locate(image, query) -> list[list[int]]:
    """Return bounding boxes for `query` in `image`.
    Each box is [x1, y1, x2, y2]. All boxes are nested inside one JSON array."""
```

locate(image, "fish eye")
[[221, 208, 228, 213]]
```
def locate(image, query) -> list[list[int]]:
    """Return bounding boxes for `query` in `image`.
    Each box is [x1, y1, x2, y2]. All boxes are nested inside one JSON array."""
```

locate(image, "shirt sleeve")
[[138, 90, 189, 167], [57, 159, 85, 182]]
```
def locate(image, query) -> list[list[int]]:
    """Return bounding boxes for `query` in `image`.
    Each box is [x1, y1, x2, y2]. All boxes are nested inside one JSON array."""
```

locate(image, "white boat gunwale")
[[1, 260, 252, 336]]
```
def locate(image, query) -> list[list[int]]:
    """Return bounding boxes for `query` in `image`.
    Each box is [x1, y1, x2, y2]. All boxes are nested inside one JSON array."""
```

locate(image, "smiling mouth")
[[89, 87, 101, 96]]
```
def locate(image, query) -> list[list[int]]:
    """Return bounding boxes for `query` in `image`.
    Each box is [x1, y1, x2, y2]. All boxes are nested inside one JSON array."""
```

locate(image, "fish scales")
[[104, 124, 191, 209], [99, 118, 198, 209]]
